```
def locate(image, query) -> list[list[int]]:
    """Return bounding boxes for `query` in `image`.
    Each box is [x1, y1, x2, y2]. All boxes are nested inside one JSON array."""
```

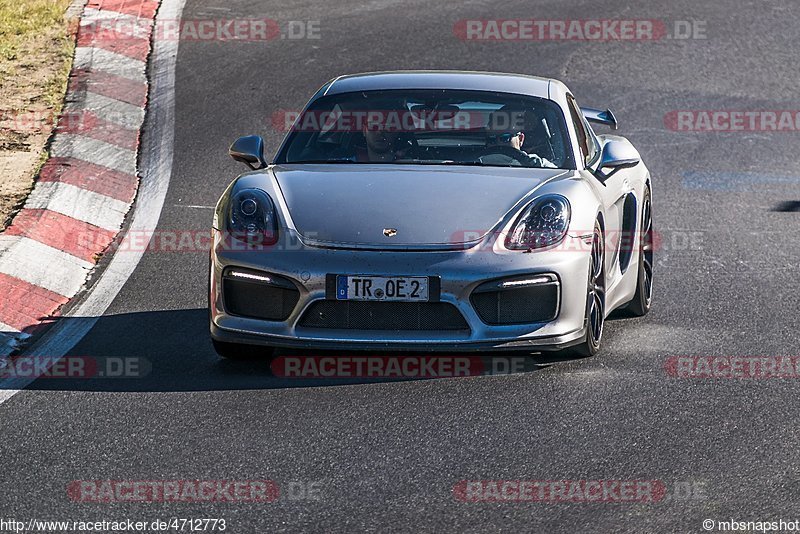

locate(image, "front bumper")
[[210, 230, 592, 352]]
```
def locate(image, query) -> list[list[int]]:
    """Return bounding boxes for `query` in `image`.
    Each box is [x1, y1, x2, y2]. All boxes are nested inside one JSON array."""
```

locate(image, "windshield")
[[275, 89, 576, 169]]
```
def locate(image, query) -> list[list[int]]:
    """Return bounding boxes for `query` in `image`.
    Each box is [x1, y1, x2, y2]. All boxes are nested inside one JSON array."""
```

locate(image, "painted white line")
[[0, 0, 186, 398], [49, 133, 137, 175], [24, 182, 131, 232], [64, 91, 146, 130], [73, 47, 147, 84], [0, 389, 23, 404], [0, 322, 21, 334], [0, 237, 94, 297]]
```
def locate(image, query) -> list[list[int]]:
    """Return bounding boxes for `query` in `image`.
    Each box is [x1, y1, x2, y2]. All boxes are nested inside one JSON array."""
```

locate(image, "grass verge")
[[0, 0, 77, 230]]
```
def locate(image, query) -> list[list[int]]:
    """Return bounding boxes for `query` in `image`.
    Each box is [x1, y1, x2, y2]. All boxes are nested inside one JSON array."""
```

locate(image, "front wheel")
[[562, 220, 605, 358]]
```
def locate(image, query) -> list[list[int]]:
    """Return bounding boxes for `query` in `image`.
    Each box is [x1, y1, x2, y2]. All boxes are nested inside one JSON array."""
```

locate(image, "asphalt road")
[[2, 0, 800, 532]]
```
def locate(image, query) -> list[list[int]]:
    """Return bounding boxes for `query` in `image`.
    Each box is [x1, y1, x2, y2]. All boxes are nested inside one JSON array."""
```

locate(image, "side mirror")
[[594, 138, 640, 182], [229, 135, 266, 170]]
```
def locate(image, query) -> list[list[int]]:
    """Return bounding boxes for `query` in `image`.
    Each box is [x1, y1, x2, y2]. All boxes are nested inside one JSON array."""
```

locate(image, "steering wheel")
[[475, 145, 530, 166]]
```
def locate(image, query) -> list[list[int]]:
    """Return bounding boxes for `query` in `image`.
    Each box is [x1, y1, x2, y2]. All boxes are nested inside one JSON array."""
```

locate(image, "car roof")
[[320, 71, 561, 99]]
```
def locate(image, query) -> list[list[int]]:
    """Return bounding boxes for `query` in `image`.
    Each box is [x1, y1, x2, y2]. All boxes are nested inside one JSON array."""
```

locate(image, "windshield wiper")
[[393, 159, 488, 166], [287, 159, 540, 168], [288, 159, 357, 164]]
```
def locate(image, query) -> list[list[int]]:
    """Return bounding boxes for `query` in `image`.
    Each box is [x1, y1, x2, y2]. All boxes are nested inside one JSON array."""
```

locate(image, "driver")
[[485, 107, 557, 168], [356, 104, 414, 162], [363, 118, 401, 162]]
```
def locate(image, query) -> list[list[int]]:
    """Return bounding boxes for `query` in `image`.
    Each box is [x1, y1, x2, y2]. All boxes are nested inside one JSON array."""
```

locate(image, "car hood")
[[272, 164, 567, 249]]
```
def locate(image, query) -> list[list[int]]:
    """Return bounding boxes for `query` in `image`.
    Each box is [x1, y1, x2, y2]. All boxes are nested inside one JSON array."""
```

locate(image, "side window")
[[566, 96, 599, 167]]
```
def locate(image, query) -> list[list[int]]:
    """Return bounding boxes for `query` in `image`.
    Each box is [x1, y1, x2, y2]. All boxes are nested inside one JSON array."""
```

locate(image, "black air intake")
[[471, 274, 560, 325]]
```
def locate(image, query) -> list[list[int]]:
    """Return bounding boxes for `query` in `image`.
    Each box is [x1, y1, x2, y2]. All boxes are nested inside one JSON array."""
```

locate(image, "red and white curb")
[[0, 0, 160, 356]]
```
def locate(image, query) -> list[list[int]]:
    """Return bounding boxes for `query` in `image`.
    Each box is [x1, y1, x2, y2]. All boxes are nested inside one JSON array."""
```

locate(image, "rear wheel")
[[563, 220, 605, 358], [212, 339, 275, 360], [623, 188, 653, 316]]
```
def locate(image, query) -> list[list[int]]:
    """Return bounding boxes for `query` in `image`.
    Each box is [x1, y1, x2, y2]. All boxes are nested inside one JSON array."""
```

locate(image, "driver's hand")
[[525, 153, 557, 168]]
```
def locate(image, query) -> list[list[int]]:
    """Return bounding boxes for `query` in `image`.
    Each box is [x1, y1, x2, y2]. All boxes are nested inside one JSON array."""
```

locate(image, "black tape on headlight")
[[227, 188, 278, 246], [505, 195, 571, 250]]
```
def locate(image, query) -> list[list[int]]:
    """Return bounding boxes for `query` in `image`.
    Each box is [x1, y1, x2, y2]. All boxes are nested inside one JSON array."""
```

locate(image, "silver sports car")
[[209, 71, 653, 358]]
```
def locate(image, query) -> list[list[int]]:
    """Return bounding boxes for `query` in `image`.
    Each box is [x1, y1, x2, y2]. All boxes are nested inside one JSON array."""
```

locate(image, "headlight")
[[505, 194, 571, 250], [227, 188, 278, 245]]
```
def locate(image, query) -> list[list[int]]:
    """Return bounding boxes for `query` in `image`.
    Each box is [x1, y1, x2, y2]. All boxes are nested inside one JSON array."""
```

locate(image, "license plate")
[[336, 275, 429, 302]]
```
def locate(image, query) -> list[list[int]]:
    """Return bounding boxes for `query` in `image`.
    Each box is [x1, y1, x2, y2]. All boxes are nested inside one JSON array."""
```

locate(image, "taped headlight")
[[505, 195, 571, 250], [227, 188, 278, 246]]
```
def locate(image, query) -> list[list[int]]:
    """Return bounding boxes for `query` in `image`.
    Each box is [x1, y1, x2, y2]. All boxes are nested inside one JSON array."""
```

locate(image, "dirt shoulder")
[[0, 0, 77, 230]]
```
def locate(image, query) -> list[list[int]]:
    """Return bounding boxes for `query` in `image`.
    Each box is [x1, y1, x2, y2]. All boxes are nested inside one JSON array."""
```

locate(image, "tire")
[[562, 220, 605, 358], [212, 339, 275, 360], [623, 188, 653, 317]]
